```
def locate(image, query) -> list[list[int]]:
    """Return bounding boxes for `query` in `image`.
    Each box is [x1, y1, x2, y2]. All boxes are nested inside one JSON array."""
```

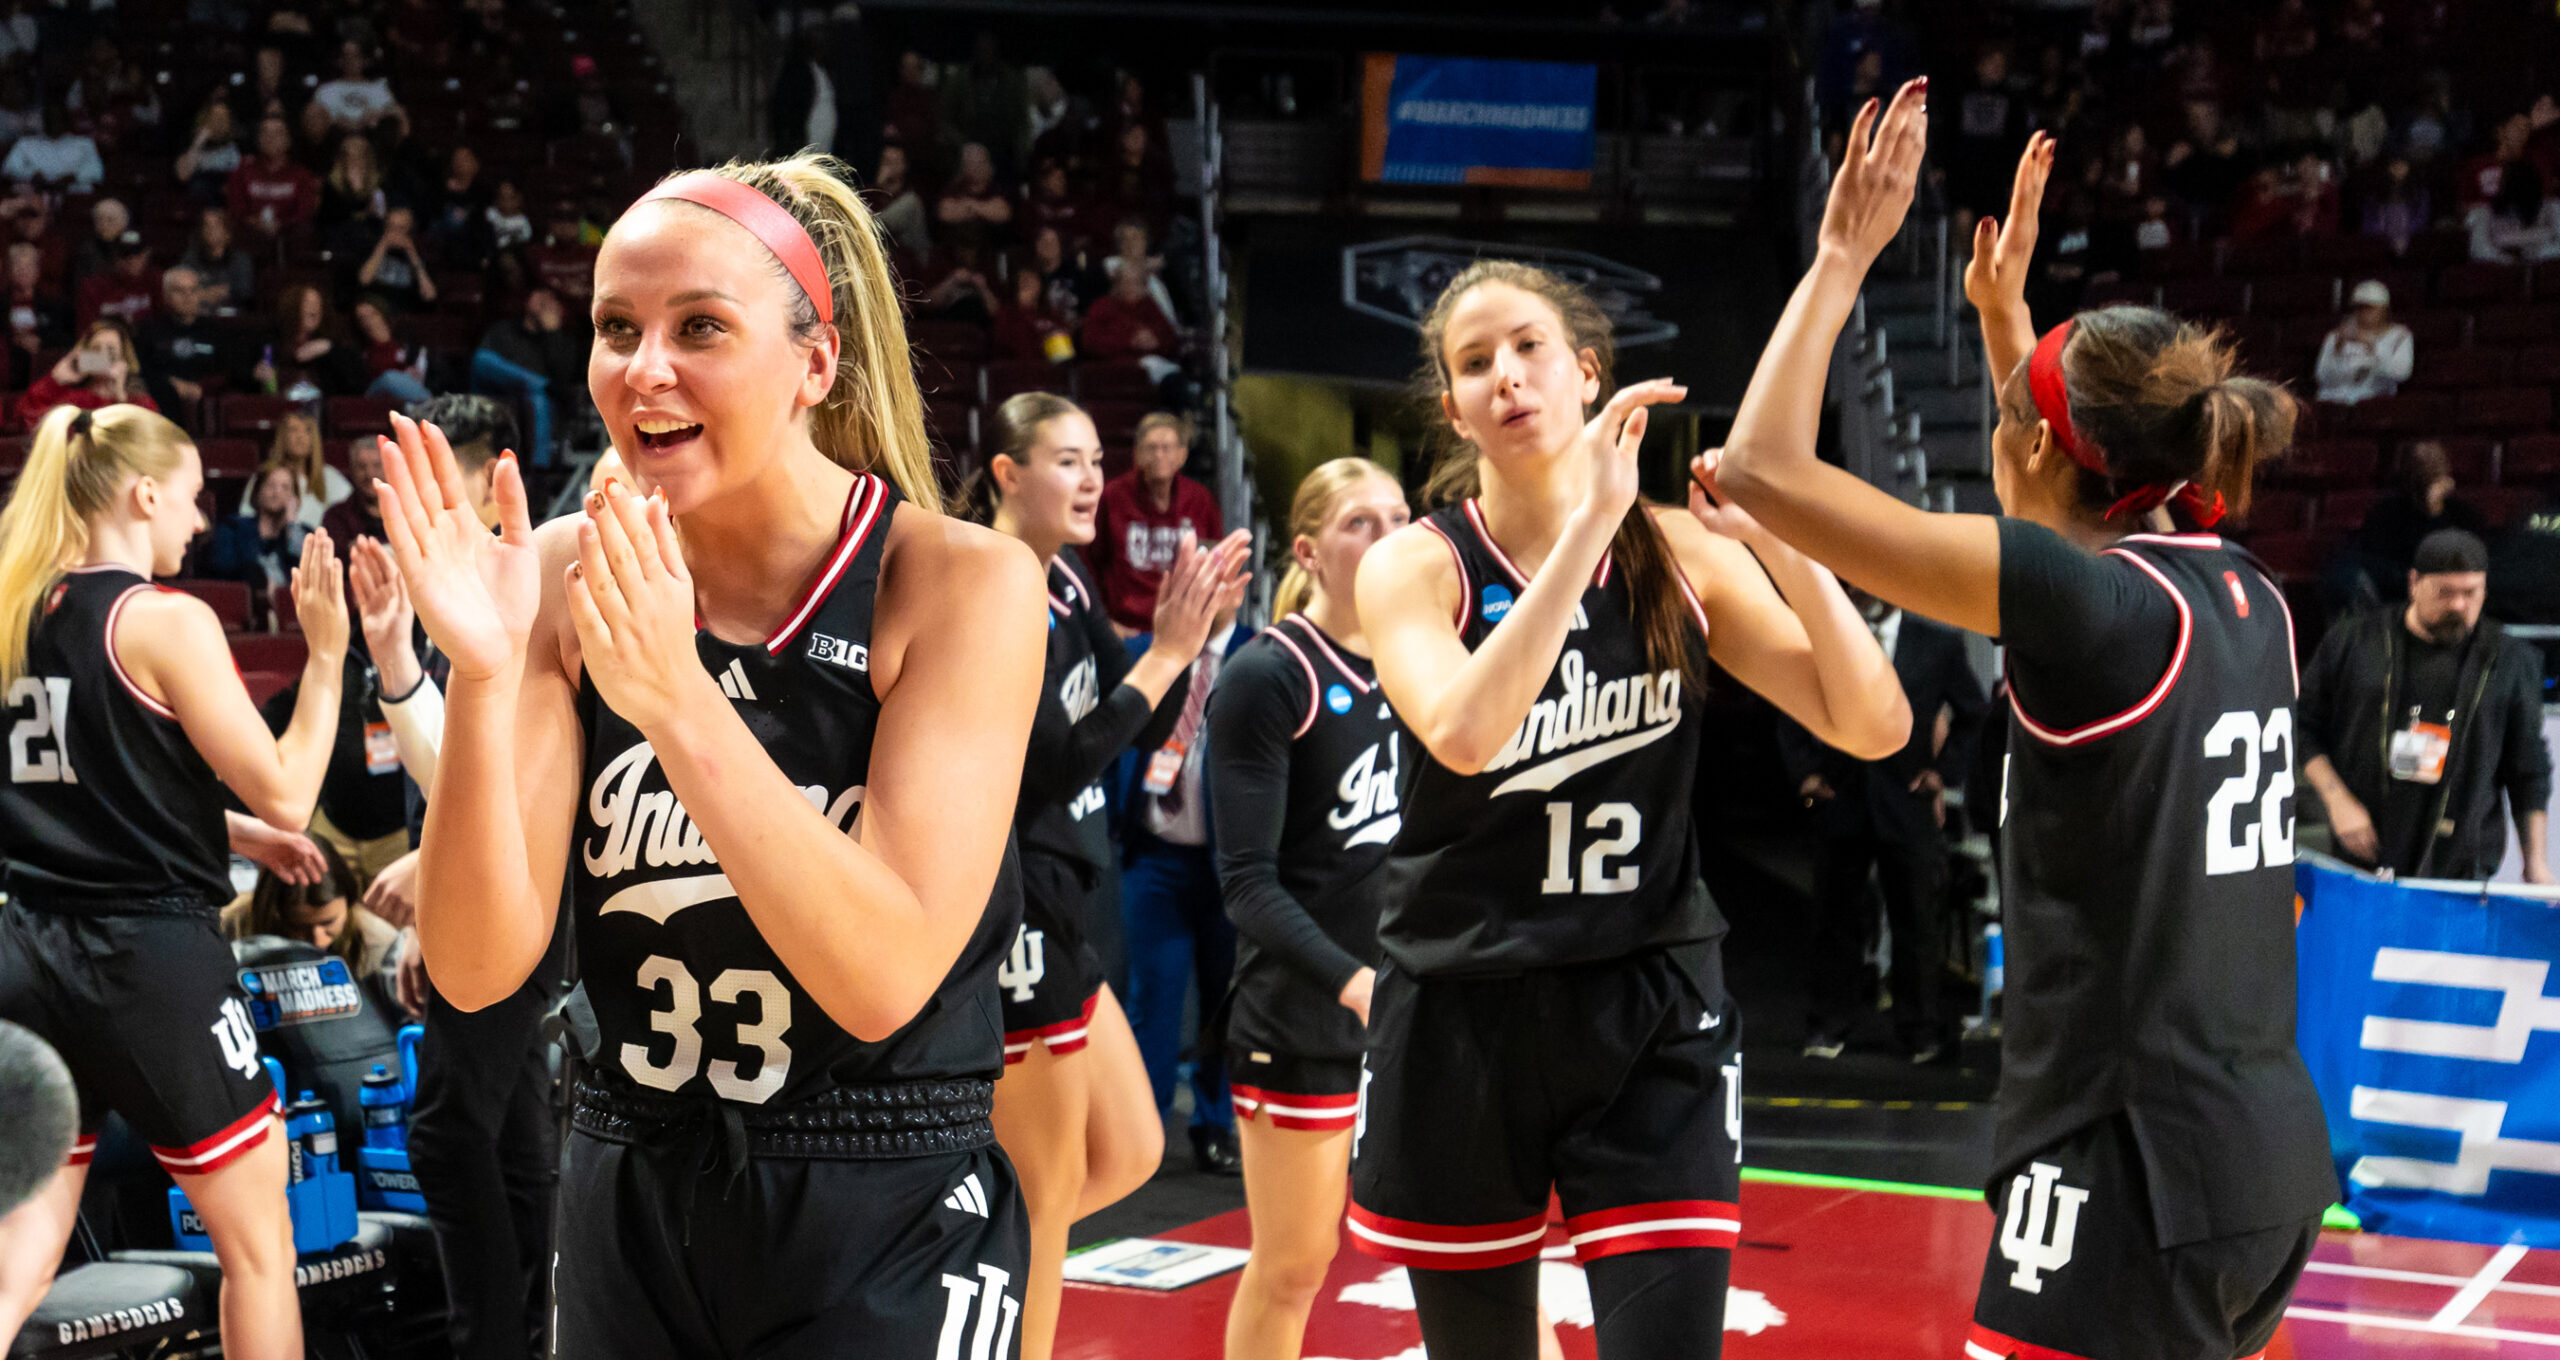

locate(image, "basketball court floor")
[[1055, 1169, 2560, 1357]]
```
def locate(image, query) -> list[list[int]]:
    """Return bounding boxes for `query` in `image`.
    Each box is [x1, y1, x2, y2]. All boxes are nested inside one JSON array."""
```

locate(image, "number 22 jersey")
[[570, 475, 1018, 1105], [1997, 527, 2334, 1247]]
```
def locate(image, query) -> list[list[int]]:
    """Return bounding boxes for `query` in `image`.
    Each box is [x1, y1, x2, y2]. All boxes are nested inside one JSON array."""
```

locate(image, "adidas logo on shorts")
[[943, 1172, 990, 1218]]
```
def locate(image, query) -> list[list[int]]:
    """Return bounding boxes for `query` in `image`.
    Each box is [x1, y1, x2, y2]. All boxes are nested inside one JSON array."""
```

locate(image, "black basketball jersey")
[[0, 566, 228, 908], [1381, 501, 1722, 976], [1999, 532, 2335, 1246], [1216, 614, 1403, 1059], [1017, 555, 1114, 874], [571, 475, 1015, 1104]]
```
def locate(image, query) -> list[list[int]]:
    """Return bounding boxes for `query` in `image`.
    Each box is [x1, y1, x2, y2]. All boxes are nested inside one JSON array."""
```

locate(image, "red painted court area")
[[1056, 1174, 2560, 1357]]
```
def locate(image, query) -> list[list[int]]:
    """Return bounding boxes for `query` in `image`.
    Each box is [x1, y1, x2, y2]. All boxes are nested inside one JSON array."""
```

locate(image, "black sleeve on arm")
[[2297, 621, 2354, 768], [1207, 643, 1366, 996], [1995, 518, 2184, 733]]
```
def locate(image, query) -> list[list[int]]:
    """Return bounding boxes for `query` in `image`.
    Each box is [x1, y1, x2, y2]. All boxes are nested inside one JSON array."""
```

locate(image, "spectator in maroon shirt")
[[1088, 412, 1220, 635], [74, 231, 156, 330], [227, 114, 321, 239], [2459, 112, 2547, 211], [526, 202, 597, 303], [935, 141, 1014, 254], [992, 264, 1073, 363], [1082, 259, 1179, 362], [1097, 121, 1175, 242], [1022, 158, 1086, 251], [886, 50, 944, 176]]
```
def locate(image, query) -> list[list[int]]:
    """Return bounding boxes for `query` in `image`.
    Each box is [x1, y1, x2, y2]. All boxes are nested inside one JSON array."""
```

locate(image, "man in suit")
[[1779, 589, 1989, 1064]]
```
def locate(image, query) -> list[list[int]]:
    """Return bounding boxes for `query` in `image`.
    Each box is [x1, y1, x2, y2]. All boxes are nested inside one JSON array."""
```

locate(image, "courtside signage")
[[1360, 55, 1597, 189]]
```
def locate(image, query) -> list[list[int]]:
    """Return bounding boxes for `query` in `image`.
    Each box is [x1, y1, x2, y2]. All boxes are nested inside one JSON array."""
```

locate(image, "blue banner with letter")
[[2295, 859, 2560, 1246], [1361, 55, 1596, 188]]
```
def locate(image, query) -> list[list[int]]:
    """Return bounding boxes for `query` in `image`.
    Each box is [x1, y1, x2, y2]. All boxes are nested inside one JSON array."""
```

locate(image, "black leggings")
[[1408, 1248, 1731, 1360]]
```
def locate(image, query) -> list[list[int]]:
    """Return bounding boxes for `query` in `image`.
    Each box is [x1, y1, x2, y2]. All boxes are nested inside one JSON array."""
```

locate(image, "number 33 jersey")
[[1997, 532, 2334, 1247], [570, 475, 1018, 1105]]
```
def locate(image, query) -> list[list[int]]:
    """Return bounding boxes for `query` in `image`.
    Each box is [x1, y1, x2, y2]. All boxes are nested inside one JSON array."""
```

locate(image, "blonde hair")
[[1415, 259, 1704, 692], [644, 152, 941, 512], [0, 404, 191, 688], [1273, 457, 1399, 619], [266, 410, 322, 496]]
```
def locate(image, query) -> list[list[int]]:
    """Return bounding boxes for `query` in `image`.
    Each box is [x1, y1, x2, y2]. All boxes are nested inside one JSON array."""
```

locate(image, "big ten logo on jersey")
[[935, 1262, 1020, 1360], [1997, 1161, 2088, 1294], [1483, 649, 1683, 795], [1059, 656, 1099, 725], [998, 925, 1046, 1002], [1328, 735, 1402, 848], [807, 632, 869, 673], [2203, 707, 2296, 876], [6, 674, 74, 784], [1066, 782, 1107, 823]]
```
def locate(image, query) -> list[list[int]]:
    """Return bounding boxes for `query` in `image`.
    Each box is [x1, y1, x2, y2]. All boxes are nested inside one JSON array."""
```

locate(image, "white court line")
[[2432, 1242, 2534, 1330], [2285, 1304, 2560, 1347], [2305, 1259, 2560, 1298]]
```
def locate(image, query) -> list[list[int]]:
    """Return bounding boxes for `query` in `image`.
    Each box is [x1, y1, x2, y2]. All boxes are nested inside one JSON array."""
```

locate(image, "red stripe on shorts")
[[1964, 1322, 2097, 1360], [1001, 990, 1099, 1065], [1561, 1198, 1740, 1260], [152, 1092, 282, 1175], [1345, 1203, 1548, 1269], [1230, 1084, 1358, 1131]]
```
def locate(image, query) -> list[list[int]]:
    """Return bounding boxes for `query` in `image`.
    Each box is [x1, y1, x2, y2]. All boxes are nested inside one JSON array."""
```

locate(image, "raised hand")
[[1818, 78, 1930, 268], [1149, 527, 1253, 661], [1964, 131, 2054, 324], [563, 480, 709, 734], [374, 411, 539, 683], [349, 535, 412, 658], [1575, 378, 1687, 529], [291, 526, 349, 661], [1686, 447, 1771, 544]]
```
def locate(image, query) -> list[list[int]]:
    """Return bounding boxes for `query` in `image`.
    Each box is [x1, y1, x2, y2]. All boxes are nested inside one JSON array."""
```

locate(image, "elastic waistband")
[[1, 881, 218, 920], [571, 1076, 996, 1160]]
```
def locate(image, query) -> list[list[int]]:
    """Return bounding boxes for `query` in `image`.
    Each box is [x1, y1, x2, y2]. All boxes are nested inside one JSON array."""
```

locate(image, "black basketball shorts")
[[1969, 1114, 2320, 1360], [998, 853, 1102, 1066], [0, 903, 280, 1175], [1226, 1046, 1360, 1132], [1348, 940, 1742, 1270], [554, 1131, 1030, 1359]]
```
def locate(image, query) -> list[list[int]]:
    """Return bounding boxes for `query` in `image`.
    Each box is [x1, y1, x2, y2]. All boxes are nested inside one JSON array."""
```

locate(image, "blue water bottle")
[[1983, 923, 2005, 1003], [285, 1091, 337, 1183], [397, 1024, 424, 1099], [359, 1065, 407, 1150]]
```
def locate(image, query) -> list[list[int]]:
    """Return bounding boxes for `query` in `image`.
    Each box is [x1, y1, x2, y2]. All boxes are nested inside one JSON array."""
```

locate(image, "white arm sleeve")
[[380, 673, 445, 795]]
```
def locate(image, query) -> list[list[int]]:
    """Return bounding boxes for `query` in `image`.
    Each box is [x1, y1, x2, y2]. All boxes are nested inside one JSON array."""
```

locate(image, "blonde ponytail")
[[1274, 456, 1400, 620], [671, 152, 942, 513], [0, 404, 189, 689]]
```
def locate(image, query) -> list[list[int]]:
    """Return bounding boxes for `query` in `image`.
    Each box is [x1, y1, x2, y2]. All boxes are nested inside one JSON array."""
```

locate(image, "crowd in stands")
[[1826, 0, 2560, 637], [769, 17, 1204, 481]]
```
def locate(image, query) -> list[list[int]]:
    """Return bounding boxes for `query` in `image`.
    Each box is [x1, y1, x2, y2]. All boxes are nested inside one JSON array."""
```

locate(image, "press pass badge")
[[2387, 711, 2451, 785], [364, 721, 401, 776], [1142, 739, 1186, 796]]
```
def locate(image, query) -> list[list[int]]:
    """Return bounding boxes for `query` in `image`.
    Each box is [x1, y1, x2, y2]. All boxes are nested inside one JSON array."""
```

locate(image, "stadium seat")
[[982, 359, 1073, 402], [2433, 262, 2529, 306], [2269, 438, 2379, 485], [2396, 308, 2469, 349], [2250, 274, 2337, 318], [2408, 348, 2512, 389], [2317, 488, 2385, 531], [913, 354, 981, 402], [325, 396, 400, 441], [1072, 360, 1159, 405], [2514, 342, 2560, 385], [2473, 305, 2560, 346], [923, 400, 977, 458], [166, 579, 251, 631], [2476, 486, 2543, 526], [2506, 432, 2560, 483], [2241, 532, 2319, 577], [2082, 279, 2156, 309], [909, 319, 991, 363], [1084, 400, 1149, 447], [217, 394, 296, 439], [2422, 436, 2497, 483], [2161, 277, 2248, 318], [0, 436, 27, 473], [2237, 489, 2308, 533], [2137, 241, 2213, 280], [2340, 392, 2452, 436], [229, 632, 307, 675], [2456, 386, 2553, 434], [10, 1261, 203, 1360], [197, 438, 262, 478], [2221, 240, 2296, 277], [2302, 235, 2393, 274]]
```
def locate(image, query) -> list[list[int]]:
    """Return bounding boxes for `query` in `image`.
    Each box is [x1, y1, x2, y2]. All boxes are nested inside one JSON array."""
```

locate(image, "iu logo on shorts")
[[1998, 1161, 2089, 1294], [934, 1262, 1020, 1360], [210, 997, 260, 1080], [997, 926, 1047, 1003]]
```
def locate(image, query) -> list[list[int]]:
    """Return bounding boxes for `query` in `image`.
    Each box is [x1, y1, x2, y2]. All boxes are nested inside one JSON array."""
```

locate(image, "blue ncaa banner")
[[1360, 55, 1596, 188], [2296, 859, 2560, 1246]]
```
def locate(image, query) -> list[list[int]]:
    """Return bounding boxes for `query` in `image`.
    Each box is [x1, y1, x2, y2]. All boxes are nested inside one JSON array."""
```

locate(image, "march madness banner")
[[2296, 859, 2560, 1247], [1359, 55, 1596, 189]]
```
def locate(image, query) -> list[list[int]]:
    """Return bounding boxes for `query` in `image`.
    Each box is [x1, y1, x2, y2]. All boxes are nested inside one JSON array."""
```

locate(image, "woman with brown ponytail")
[[1711, 101, 2335, 1359], [959, 390, 1251, 1360], [370, 152, 1050, 1356], [0, 402, 350, 1360], [1346, 103, 1912, 1360]]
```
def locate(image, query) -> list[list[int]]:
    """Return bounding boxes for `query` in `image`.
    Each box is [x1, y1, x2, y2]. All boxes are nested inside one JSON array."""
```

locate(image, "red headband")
[[2025, 318, 2226, 527], [634, 173, 833, 326]]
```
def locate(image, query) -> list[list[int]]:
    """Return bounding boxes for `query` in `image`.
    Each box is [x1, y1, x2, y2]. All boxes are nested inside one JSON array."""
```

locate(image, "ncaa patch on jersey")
[[1327, 684, 1354, 714], [1481, 583, 1514, 623], [809, 633, 869, 672]]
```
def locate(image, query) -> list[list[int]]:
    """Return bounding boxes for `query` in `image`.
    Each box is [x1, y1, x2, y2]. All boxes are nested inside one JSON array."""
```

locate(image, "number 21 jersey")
[[1999, 532, 2333, 1246], [571, 475, 1017, 1105]]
